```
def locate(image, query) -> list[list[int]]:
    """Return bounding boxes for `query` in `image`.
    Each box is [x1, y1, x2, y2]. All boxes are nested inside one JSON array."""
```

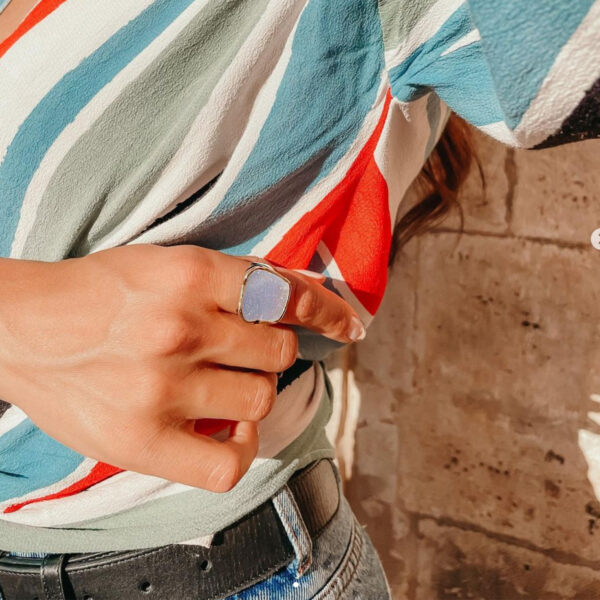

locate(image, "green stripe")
[[377, 0, 439, 50], [22, 0, 269, 260]]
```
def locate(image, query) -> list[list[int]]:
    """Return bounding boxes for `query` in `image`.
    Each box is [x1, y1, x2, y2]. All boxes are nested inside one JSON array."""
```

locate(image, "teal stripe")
[[0, 0, 197, 257], [389, 4, 505, 127], [22, 0, 269, 261], [467, 0, 595, 129], [0, 419, 84, 502]]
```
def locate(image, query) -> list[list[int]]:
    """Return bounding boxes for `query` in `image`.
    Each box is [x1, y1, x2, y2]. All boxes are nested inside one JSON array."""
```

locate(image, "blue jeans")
[[231, 484, 391, 599], [6, 469, 390, 599]]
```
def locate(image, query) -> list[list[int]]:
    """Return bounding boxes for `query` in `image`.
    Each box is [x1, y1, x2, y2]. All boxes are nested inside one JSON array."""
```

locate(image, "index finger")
[[206, 252, 365, 343], [277, 266, 366, 342]]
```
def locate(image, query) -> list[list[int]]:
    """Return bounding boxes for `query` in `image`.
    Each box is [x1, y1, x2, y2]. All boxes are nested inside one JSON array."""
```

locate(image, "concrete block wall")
[[326, 130, 600, 599]]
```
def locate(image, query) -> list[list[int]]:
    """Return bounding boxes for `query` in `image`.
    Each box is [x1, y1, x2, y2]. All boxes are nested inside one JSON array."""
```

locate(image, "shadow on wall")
[[326, 131, 600, 600]]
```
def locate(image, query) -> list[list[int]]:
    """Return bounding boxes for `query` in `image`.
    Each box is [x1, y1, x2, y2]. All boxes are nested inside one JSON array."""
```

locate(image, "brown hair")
[[390, 114, 474, 263]]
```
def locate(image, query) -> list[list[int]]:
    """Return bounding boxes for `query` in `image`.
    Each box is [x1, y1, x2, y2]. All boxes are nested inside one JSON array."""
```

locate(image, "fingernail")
[[294, 269, 326, 281], [348, 315, 366, 341]]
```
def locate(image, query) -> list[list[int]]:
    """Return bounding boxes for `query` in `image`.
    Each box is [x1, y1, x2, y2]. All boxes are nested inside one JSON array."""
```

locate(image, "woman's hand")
[[0, 245, 362, 492]]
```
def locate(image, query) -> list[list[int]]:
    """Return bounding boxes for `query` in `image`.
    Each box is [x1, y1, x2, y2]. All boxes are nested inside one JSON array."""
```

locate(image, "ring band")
[[237, 261, 292, 324]]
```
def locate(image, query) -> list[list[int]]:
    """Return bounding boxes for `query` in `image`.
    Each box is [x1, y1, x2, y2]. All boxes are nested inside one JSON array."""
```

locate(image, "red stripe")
[[267, 89, 393, 314], [3, 419, 230, 513], [321, 156, 390, 315], [3, 462, 122, 514], [0, 0, 68, 59]]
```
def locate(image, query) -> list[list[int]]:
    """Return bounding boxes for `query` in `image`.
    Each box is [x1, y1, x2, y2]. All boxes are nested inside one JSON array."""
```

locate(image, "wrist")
[[0, 257, 60, 407]]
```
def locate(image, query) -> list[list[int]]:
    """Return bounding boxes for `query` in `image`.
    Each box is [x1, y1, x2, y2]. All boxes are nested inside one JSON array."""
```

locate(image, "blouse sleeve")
[[383, 0, 600, 148]]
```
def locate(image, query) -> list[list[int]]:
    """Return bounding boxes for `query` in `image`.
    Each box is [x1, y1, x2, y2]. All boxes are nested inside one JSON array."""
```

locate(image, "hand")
[[0, 245, 363, 492]]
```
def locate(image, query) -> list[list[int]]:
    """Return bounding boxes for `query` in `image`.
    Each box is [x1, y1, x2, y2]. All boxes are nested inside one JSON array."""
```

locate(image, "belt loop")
[[40, 554, 67, 600], [272, 484, 313, 578]]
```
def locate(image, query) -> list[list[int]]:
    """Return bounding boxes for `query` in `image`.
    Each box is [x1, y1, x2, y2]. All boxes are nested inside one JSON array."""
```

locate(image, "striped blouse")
[[0, 0, 598, 552]]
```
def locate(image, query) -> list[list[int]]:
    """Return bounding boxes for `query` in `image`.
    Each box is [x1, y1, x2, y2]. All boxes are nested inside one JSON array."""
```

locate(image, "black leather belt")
[[0, 459, 340, 600]]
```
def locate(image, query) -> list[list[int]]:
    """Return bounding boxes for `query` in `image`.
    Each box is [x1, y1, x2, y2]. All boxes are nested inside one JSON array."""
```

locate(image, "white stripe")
[[0, 458, 96, 511], [0, 0, 154, 163], [512, 1, 600, 148], [373, 94, 437, 224], [247, 74, 390, 259], [0, 406, 27, 437], [478, 120, 520, 146], [0, 469, 193, 525], [384, 0, 466, 70], [10, 0, 211, 258], [123, 0, 310, 250], [431, 98, 452, 148], [316, 242, 373, 325], [441, 28, 481, 57]]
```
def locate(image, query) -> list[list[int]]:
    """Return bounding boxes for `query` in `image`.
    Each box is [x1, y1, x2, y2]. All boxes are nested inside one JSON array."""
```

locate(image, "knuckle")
[[332, 311, 352, 340], [171, 246, 206, 291], [294, 284, 319, 323], [276, 329, 298, 371], [150, 315, 194, 356], [246, 375, 276, 421], [206, 448, 244, 493]]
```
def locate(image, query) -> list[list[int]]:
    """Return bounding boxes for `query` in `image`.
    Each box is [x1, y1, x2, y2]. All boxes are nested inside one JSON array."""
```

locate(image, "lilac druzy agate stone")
[[240, 267, 291, 323]]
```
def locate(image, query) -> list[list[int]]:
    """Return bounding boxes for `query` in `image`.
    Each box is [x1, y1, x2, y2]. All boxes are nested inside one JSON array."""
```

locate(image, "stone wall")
[[326, 130, 600, 599]]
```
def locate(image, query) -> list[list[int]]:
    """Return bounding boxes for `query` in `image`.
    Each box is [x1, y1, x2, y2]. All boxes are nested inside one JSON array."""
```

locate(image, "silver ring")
[[237, 261, 292, 324]]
